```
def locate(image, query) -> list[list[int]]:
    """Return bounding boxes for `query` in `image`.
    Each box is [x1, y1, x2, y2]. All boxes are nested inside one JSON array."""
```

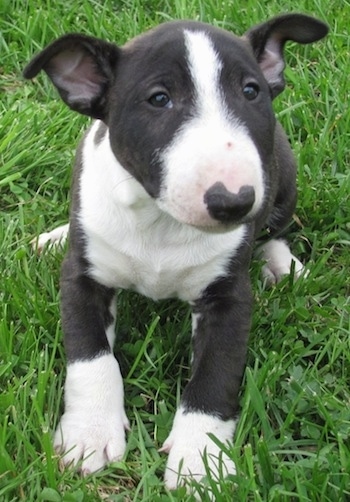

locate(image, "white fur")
[[54, 353, 129, 474], [105, 300, 117, 349], [158, 31, 265, 228], [78, 122, 247, 302], [31, 223, 69, 251], [258, 238, 305, 284], [162, 407, 236, 491], [191, 312, 201, 338]]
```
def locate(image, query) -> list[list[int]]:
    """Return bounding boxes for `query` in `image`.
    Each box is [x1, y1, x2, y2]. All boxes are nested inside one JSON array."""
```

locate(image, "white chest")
[[84, 219, 245, 301]]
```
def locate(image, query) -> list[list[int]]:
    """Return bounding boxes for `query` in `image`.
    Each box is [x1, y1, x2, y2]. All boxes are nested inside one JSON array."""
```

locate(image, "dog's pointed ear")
[[23, 34, 120, 120], [244, 14, 328, 98]]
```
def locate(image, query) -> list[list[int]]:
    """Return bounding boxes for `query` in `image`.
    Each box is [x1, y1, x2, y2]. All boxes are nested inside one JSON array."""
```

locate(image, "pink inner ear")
[[259, 39, 284, 84], [258, 39, 285, 87], [47, 49, 105, 103]]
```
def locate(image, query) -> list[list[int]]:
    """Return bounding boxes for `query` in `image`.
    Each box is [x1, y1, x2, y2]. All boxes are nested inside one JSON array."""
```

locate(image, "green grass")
[[1, 0, 349, 500]]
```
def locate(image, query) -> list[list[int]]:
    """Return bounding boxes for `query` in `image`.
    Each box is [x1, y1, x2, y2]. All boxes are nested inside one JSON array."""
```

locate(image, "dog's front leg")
[[54, 254, 129, 474], [163, 272, 252, 489]]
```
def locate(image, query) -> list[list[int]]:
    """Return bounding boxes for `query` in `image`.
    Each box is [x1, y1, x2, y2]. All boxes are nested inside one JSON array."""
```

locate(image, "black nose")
[[204, 182, 255, 223]]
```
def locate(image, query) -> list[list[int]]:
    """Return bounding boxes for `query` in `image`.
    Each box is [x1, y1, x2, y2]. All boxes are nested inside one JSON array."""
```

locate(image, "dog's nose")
[[204, 182, 255, 223]]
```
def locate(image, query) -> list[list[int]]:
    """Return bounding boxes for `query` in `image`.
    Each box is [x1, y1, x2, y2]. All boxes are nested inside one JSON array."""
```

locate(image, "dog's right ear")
[[23, 34, 120, 120]]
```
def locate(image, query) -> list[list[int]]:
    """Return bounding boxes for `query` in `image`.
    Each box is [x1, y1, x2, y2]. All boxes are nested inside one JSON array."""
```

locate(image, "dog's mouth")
[[157, 201, 256, 234]]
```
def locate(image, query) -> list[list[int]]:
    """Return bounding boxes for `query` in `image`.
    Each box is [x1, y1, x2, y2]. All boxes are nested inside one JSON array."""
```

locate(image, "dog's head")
[[24, 14, 327, 230]]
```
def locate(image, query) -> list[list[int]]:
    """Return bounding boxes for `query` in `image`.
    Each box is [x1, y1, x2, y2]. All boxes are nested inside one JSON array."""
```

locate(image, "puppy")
[[24, 13, 328, 490]]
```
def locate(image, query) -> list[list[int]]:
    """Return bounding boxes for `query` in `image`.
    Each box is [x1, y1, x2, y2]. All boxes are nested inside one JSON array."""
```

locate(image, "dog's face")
[[108, 24, 273, 229], [23, 15, 328, 230]]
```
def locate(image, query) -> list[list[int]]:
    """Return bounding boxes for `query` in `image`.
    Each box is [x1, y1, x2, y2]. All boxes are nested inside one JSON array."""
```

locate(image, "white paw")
[[31, 223, 69, 252], [258, 238, 305, 284], [54, 408, 128, 474], [54, 354, 129, 474], [161, 408, 236, 491]]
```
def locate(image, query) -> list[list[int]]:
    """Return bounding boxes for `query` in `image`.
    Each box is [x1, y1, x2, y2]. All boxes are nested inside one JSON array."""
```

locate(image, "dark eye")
[[148, 92, 173, 108], [243, 83, 260, 101]]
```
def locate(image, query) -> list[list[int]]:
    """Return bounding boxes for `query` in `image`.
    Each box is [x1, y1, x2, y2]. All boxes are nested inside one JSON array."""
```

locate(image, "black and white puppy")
[[24, 14, 328, 490]]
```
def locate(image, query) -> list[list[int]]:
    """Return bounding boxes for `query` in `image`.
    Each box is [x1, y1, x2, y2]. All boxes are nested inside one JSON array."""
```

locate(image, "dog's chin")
[[191, 220, 241, 234]]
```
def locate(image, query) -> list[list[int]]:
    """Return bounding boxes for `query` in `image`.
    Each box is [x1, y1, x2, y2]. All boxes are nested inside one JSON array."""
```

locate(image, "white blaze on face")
[[158, 29, 265, 228], [184, 28, 223, 117]]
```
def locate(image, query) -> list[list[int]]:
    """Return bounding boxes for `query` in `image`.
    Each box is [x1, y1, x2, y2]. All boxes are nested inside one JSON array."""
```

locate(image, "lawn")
[[0, 0, 349, 500]]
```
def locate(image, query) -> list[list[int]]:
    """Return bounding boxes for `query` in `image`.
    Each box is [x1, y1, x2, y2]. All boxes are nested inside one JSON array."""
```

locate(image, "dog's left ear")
[[244, 14, 328, 98], [23, 34, 120, 120]]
